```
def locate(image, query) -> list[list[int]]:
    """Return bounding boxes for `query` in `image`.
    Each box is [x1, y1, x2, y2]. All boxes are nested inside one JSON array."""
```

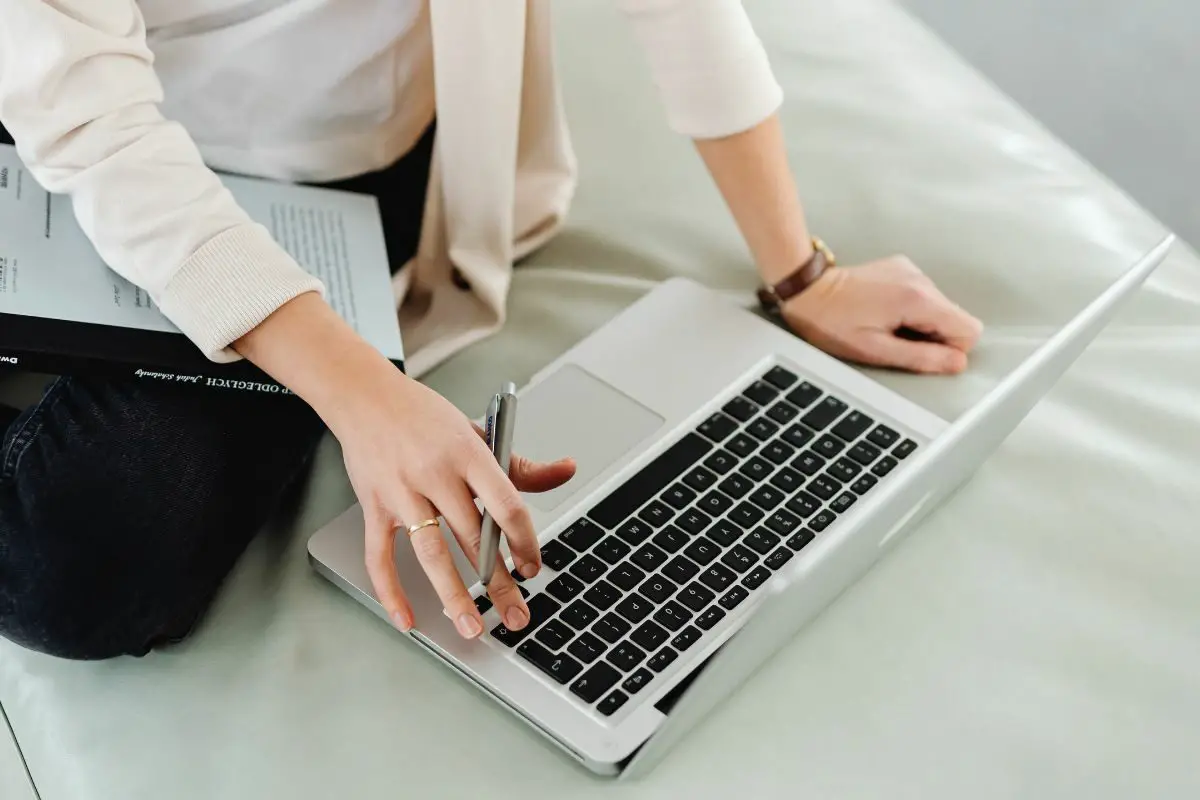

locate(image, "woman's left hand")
[[779, 255, 984, 375]]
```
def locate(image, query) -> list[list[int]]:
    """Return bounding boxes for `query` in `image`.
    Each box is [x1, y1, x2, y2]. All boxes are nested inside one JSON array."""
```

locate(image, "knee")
[[0, 520, 203, 661]]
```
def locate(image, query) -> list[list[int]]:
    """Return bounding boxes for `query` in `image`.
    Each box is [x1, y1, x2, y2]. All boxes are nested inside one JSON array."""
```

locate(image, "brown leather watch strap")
[[756, 237, 835, 315]]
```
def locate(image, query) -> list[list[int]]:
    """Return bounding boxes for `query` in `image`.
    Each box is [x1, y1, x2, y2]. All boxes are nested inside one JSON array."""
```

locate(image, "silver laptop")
[[308, 235, 1174, 778]]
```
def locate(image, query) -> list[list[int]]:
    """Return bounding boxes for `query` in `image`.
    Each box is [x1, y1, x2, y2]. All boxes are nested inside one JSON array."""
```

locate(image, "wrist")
[[756, 236, 836, 317]]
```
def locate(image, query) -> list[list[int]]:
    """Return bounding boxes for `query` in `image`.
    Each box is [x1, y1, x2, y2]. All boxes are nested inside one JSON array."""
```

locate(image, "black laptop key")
[[474, 595, 493, 615], [786, 491, 821, 518], [703, 450, 737, 475], [683, 537, 719, 565], [583, 580, 621, 611], [638, 500, 674, 528], [510, 566, 529, 583], [785, 381, 822, 408], [518, 585, 530, 599], [490, 593, 560, 646], [558, 519, 604, 553], [783, 424, 817, 451], [652, 526, 689, 554], [725, 432, 759, 458], [719, 586, 749, 610], [848, 441, 882, 467], [872, 456, 898, 477], [639, 575, 678, 604], [744, 528, 780, 556], [765, 508, 801, 536], [747, 417, 781, 441], [607, 641, 648, 672], [615, 594, 653, 624], [765, 547, 794, 571], [763, 366, 799, 390], [739, 456, 774, 482], [594, 613, 631, 644], [671, 626, 703, 652], [535, 619, 575, 651], [568, 554, 607, 584], [597, 690, 629, 717], [631, 621, 669, 651], [631, 543, 668, 572], [749, 485, 785, 511], [807, 475, 839, 501], [867, 424, 900, 449], [698, 490, 734, 516], [546, 573, 584, 603], [571, 662, 620, 703], [682, 466, 718, 493], [766, 400, 800, 425], [622, 668, 654, 695], [832, 410, 874, 442], [704, 520, 741, 547], [743, 566, 772, 591], [664, 555, 700, 584], [678, 582, 716, 612], [850, 474, 878, 494], [560, 600, 599, 630], [814, 434, 846, 458], [588, 433, 710, 529], [609, 562, 646, 592], [723, 396, 759, 422], [787, 529, 816, 552], [699, 563, 737, 592], [894, 439, 918, 459], [518, 641, 582, 685], [540, 539, 577, 572], [829, 457, 862, 482], [677, 508, 713, 536], [647, 646, 679, 674], [721, 544, 756, 573], [730, 502, 765, 527], [661, 484, 697, 511], [718, 473, 754, 499], [802, 396, 848, 430], [792, 450, 827, 476], [743, 380, 780, 406], [697, 412, 738, 443], [809, 510, 836, 532], [696, 606, 726, 631], [760, 440, 796, 465], [831, 492, 857, 513], [770, 466, 805, 494], [653, 601, 691, 631], [594, 536, 631, 565], [615, 519, 653, 546]]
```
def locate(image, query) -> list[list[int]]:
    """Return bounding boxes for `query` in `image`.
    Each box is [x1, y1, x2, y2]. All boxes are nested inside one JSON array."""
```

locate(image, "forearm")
[[694, 113, 814, 284]]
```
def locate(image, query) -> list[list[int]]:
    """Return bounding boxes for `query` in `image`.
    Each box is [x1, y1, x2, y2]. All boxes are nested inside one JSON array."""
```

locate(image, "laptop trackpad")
[[514, 364, 664, 513]]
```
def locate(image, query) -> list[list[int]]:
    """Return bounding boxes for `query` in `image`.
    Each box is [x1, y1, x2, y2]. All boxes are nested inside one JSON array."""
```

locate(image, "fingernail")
[[505, 605, 529, 630], [456, 613, 483, 639], [392, 612, 411, 632], [519, 562, 539, 579]]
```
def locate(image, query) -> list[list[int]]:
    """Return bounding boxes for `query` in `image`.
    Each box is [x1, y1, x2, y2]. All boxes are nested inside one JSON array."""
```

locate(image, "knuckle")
[[488, 577, 523, 605]]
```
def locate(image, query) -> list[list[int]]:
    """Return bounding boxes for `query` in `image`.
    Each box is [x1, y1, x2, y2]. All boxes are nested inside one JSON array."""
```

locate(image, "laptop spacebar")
[[587, 433, 712, 529]]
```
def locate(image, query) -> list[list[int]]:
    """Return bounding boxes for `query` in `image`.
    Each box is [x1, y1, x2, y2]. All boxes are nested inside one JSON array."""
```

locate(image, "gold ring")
[[404, 518, 441, 538]]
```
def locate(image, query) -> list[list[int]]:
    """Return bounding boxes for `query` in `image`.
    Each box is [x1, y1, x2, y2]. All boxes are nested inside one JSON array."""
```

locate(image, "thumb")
[[860, 331, 969, 375], [510, 454, 577, 493]]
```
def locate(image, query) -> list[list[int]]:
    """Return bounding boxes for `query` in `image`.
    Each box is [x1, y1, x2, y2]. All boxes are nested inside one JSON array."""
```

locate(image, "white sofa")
[[3, 1, 1200, 797]]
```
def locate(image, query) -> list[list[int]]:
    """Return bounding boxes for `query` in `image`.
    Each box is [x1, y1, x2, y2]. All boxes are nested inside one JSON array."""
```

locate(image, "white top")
[[0, 0, 783, 365]]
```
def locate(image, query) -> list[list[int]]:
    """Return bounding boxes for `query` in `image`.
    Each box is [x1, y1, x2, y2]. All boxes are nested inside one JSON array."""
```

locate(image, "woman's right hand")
[[234, 292, 575, 640]]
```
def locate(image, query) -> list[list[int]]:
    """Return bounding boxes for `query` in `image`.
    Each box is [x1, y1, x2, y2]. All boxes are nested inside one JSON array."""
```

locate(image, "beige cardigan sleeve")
[[0, 0, 324, 362]]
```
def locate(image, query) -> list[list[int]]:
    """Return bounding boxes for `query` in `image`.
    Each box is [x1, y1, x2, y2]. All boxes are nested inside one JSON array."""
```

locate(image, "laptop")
[[308, 235, 1174, 778]]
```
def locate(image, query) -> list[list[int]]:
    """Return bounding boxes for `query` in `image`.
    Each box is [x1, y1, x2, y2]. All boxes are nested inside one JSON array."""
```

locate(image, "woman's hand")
[[336, 372, 575, 639], [781, 256, 983, 375], [234, 293, 575, 641]]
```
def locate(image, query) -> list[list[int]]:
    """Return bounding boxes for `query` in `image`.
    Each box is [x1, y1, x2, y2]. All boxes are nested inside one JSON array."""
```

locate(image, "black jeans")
[[0, 121, 434, 660]]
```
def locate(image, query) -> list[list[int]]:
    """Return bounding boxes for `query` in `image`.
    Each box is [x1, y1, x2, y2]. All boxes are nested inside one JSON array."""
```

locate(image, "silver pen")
[[478, 381, 519, 585]]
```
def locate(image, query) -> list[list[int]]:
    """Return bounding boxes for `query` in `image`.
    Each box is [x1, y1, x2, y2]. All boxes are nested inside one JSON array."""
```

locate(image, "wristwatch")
[[756, 236, 836, 317]]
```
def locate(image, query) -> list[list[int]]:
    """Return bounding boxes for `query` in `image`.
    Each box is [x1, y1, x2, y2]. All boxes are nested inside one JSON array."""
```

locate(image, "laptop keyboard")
[[484, 365, 917, 720]]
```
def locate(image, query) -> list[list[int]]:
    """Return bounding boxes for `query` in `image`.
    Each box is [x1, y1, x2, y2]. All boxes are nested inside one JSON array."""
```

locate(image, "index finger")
[[465, 441, 541, 577]]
